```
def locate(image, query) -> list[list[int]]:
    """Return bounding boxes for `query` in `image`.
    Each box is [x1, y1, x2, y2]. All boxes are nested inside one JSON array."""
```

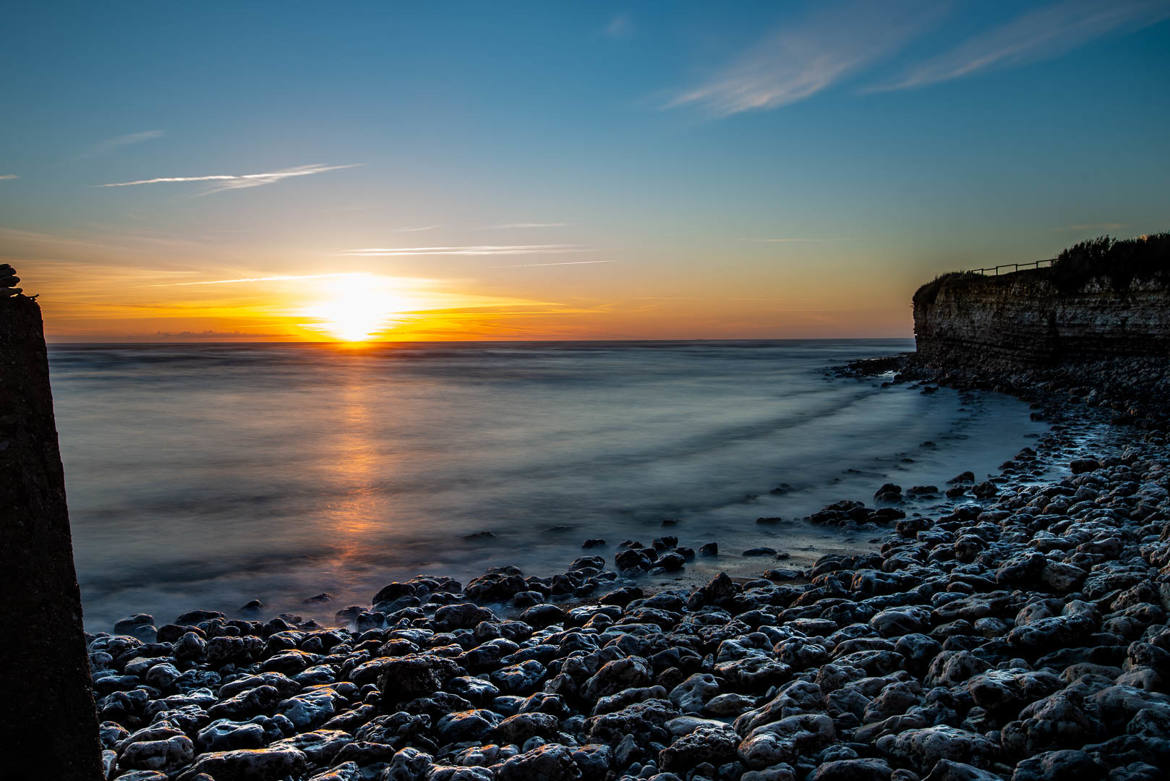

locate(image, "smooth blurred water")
[[48, 340, 1045, 629]]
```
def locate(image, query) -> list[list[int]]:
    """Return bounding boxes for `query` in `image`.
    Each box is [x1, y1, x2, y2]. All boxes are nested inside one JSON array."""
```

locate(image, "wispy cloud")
[[870, 0, 1170, 92], [98, 163, 360, 193], [494, 260, 613, 268], [154, 329, 284, 339], [605, 13, 634, 39], [395, 224, 441, 233], [342, 244, 584, 257], [667, 0, 943, 116], [489, 222, 569, 229], [83, 130, 165, 159], [0, 174, 17, 181], [154, 273, 364, 287]]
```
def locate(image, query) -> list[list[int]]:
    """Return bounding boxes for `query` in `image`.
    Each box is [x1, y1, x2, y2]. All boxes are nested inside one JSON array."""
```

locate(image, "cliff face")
[[0, 295, 103, 778], [913, 269, 1170, 369]]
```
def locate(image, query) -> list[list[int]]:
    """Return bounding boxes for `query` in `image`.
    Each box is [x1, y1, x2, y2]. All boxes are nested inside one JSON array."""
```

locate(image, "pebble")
[[81, 355, 1170, 780]]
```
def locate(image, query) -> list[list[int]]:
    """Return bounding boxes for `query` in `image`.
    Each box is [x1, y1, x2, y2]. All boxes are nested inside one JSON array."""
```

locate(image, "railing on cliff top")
[[961, 258, 1056, 276]]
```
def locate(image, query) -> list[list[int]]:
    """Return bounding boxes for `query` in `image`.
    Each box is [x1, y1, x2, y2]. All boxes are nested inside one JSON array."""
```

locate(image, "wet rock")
[[436, 708, 500, 743], [586, 699, 680, 745], [382, 747, 434, 781], [810, 758, 894, 781], [583, 656, 652, 701], [741, 765, 797, 781], [491, 659, 547, 694], [924, 651, 992, 688], [688, 572, 737, 609], [118, 729, 194, 771], [1011, 749, 1103, 781], [465, 572, 525, 603], [872, 607, 931, 637], [738, 713, 836, 769], [668, 672, 721, 714], [276, 686, 345, 729], [271, 729, 352, 766], [172, 631, 207, 662], [498, 743, 581, 781], [491, 711, 560, 744], [877, 726, 996, 773], [428, 765, 494, 781], [1070, 459, 1101, 474], [705, 692, 756, 716], [921, 760, 1001, 781], [572, 743, 613, 780], [1040, 561, 1086, 593], [616, 548, 652, 572], [967, 668, 1061, 716], [177, 746, 307, 780], [378, 655, 462, 706], [433, 603, 495, 631], [520, 603, 566, 628], [195, 719, 266, 752], [306, 762, 360, 781], [207, 684, 283, 720], [115, 614, 158, 643]]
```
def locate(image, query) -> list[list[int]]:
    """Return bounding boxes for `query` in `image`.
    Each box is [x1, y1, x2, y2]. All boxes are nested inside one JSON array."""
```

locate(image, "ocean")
[[48, 340, 1046, 630]]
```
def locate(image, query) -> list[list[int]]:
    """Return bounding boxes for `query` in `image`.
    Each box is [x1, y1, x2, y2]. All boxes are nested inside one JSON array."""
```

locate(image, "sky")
[[2, 0, 1168, 342]]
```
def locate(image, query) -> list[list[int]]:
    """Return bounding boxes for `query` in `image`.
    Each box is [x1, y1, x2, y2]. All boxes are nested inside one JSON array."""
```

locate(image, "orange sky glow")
[[8, 227, 922, 343]]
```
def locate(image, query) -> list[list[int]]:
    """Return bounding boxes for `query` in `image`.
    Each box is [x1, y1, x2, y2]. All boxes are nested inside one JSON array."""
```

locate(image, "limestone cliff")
[[913, 236, 1170, 369], [0, 293, 103, 779]]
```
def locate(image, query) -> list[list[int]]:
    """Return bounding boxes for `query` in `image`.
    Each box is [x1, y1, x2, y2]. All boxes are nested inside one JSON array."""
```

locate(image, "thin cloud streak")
[[870, 0, 1170, 92], [154, 273, 364, 287], [343, 245, 585, 257], [743, 237, 847, 243], [493, 260, 613, 268], [489, 222, 570, 229], [667, 0, 944, 116], [395, 225, 441, 232], [98, 163, 361, 193], [83, 130, 165, 158], [0, 174, 18, 181]]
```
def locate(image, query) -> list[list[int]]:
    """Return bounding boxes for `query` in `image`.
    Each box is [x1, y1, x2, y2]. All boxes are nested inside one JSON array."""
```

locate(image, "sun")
[[304, 274, 406, 342]]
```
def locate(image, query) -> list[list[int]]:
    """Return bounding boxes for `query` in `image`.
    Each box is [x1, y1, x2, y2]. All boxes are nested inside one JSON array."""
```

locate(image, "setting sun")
[[303, 274, 407, 341]]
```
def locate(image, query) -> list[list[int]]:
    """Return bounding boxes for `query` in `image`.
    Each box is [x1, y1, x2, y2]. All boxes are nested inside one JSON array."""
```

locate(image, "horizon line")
[[44, 335, 916, 346]]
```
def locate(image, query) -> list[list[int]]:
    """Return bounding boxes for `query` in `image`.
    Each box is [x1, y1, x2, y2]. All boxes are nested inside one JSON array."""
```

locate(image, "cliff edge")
[[914, 234, 1170, 369], [0, 287, 103, 778]]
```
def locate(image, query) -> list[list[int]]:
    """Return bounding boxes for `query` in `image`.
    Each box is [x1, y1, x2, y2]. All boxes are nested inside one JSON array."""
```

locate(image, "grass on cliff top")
[[915, 232, 1169, 303], [1051, 233, 1170, 291]]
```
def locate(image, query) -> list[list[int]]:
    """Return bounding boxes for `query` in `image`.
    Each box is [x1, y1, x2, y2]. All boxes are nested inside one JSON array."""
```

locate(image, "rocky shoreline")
[[87, 357, 1170, 781]]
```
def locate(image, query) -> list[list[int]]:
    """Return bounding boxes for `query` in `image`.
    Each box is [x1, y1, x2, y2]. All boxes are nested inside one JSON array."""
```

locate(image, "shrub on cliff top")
[[913, 271, 982, 306], [1051, 232, 1170, 292]]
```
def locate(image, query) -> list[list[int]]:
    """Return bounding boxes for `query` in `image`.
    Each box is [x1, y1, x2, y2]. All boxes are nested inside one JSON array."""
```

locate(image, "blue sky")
[[2, 1, 1169, 340]]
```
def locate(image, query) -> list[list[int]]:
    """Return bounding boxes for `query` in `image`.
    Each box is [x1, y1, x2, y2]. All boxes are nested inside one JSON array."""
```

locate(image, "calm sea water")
[[49, 340, 1045, 630]]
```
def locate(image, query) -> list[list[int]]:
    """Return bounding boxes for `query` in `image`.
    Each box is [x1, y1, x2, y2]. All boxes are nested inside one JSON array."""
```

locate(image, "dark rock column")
[[0, 292, 103, 779]]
